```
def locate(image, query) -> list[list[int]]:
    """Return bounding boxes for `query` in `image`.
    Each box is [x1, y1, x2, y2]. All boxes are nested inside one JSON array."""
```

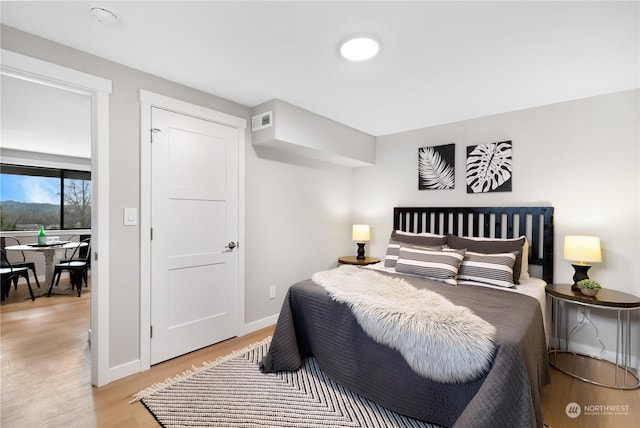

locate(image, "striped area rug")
[[133, 338, 441, 427]]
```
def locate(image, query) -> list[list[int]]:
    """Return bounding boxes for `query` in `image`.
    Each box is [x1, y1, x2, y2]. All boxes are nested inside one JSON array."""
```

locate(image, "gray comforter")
[[260, 272, 550, 428]]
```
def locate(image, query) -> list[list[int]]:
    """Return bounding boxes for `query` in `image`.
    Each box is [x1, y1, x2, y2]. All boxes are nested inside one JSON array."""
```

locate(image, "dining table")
[[5, 241, 87, 297]]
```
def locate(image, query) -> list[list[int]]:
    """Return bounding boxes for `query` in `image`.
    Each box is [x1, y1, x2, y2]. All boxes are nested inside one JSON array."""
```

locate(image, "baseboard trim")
[[551, 338, 639, 371], [242, 313, 279, 336], [108, 359, 141, 383], [105, 315, 279, 385]]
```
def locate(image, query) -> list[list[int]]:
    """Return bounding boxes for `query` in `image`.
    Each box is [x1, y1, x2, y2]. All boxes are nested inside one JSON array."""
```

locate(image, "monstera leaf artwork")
[[419, 144, 455, 190], [466, 141, 513, 193]]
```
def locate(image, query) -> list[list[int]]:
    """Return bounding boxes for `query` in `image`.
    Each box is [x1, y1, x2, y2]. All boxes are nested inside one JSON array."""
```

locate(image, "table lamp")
[[352, 224, 370, 259], [563, 235, 601, 290]]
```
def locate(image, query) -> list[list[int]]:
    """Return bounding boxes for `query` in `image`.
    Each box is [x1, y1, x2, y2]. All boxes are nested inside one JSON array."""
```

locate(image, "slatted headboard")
[[393, 206, 554, 284]]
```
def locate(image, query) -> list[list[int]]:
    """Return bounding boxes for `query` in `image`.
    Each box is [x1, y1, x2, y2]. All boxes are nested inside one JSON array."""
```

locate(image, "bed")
[[261, 206, 554, 428]]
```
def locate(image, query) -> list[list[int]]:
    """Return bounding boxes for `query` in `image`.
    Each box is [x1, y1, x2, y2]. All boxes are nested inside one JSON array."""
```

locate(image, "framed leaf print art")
[[418, 144, 455, 190], [466, 140, 512, 193]]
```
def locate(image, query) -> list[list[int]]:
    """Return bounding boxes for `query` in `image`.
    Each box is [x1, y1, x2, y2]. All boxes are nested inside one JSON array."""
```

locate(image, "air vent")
[[251, 111, 273, 132]]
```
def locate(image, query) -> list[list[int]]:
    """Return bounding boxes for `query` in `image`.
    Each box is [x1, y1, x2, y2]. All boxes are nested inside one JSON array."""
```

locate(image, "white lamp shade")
[[352, 224, 370, 242], [563, 235, 602, 264]]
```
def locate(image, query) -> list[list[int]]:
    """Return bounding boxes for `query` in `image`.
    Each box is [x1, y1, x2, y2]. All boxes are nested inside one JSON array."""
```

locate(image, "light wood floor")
[[1, 282, 638, 428]]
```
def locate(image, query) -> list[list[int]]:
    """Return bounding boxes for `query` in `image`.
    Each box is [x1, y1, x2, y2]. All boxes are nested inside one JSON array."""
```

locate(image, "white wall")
[[245, 146, 353, 327], [251, 99, 376, 167], [353, 89, 640, 366]]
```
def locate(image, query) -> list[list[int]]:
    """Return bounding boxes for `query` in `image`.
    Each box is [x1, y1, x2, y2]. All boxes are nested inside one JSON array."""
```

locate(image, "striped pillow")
[[395, 247, 466, 286], [384, 239, 403, 268], [447, 234, 525, 284], [384, 240, 442, 268], [458, 251, 518, 288]]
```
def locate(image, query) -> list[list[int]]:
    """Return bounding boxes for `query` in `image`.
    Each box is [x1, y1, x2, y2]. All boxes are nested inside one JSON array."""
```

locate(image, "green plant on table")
[[577, 279, 601, 290]]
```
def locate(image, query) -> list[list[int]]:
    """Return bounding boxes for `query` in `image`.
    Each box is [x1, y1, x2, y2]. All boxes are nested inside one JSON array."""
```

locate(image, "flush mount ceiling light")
[[90, 6, 119, 24], [340, 36, 380, 61]]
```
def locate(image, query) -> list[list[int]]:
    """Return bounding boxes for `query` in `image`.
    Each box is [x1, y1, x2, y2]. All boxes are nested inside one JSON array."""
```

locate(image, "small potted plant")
[[577, 279, 601, 297]]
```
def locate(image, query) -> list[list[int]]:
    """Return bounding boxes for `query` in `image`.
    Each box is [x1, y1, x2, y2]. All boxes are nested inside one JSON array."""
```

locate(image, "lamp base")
[[571, 264, 592, 291], [356, 242, 366, 259]]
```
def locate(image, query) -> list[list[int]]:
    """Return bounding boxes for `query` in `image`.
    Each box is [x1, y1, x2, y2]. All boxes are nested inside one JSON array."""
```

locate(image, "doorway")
[[139, 90, 246, 370], [1, 49, 112, 386]]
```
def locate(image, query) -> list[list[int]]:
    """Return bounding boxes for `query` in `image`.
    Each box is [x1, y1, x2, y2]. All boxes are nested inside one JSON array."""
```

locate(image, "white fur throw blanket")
[[311, 265, 497, 383]]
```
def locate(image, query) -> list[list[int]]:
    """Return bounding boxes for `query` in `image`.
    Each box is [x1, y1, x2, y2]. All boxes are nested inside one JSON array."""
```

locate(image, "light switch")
[[123, 208, 137, 226]]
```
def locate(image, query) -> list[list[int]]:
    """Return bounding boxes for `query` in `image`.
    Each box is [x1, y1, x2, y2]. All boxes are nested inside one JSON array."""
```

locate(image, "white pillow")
[[395, 230, 446, 238]]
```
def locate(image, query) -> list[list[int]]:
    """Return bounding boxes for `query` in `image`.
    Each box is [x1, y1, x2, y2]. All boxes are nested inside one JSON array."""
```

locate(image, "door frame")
[[139, 90, 246, 371], [1, 49, 112, 386]]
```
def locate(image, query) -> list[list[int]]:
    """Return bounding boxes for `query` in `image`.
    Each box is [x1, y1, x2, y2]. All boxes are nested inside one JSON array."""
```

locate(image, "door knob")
[[225, 241, 237, 250]]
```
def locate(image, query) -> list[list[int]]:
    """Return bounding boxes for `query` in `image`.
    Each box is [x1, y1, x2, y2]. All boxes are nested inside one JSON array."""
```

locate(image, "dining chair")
[[1, 249, 35, 301], [0, 236, 41, 289], [61, 234, 91, 289], [48, 237, 91, 297]]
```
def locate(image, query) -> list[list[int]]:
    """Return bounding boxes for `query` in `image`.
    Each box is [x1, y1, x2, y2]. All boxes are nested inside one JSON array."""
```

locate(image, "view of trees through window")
[[0, 165, 91, 231]]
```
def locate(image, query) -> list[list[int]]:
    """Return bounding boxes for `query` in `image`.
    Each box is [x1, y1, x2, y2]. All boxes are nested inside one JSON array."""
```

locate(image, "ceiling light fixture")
[[90, 6, 119, 24], [340, 36, 380, 61]]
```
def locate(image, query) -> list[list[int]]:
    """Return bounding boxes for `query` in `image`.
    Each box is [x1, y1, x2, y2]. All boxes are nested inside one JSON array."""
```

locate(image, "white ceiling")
[[1, 74, 92, 158], [1, 1, 638, 136]]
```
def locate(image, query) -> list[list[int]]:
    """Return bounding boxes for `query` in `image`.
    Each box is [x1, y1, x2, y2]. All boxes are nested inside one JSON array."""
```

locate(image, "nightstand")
[[545, 283, 640, 389], [338, 256, 380, 266]]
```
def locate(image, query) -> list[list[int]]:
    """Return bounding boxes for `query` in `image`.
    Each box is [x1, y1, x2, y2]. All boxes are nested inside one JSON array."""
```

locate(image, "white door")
[[150, 107, 239, 365]]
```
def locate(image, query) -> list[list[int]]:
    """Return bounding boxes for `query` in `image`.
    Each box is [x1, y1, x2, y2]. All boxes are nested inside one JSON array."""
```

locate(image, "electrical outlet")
[[269, 285, 276, 299]]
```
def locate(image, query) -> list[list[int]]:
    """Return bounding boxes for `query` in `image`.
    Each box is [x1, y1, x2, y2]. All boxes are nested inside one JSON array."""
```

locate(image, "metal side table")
[[546, 284, 640, 390]]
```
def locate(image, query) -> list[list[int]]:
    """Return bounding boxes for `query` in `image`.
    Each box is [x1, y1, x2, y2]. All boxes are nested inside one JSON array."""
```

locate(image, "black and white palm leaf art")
[[466, 141, 512, 193], [419, 145, 455, 190]]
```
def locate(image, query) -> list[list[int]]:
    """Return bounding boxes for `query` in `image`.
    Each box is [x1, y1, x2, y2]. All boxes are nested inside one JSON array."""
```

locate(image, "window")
[[0, 164, 91, 231]]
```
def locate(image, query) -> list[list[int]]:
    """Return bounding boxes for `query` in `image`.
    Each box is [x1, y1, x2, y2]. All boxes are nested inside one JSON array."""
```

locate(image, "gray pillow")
[[391, 230, 448, 246]]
